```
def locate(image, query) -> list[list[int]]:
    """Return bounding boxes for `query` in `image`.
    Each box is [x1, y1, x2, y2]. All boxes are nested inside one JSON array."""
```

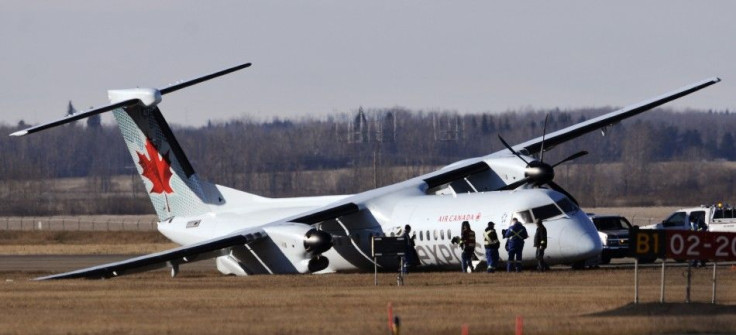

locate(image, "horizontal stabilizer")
[[160, 62, 251, 95], [10, 99, 139, 136], [10, 62, 252, 137]]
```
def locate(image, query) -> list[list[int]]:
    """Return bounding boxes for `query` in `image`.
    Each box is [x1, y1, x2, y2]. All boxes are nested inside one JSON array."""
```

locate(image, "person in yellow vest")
[[483, 221, 500, 273]]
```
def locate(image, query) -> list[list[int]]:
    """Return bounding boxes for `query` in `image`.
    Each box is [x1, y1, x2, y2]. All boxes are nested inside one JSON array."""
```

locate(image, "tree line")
[[1, 106, 735, 215]]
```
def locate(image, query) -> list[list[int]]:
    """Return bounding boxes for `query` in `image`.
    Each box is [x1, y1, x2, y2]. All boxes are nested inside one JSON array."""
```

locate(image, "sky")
[[1, 1, 734, 127]]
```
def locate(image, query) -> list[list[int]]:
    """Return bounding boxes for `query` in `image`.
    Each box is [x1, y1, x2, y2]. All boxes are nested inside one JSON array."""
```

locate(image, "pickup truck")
[[588, 214, 631, 264], [642, 204, 736, 232]]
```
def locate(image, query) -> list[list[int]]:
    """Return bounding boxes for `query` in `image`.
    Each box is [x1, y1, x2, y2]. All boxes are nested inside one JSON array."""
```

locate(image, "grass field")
[[1, 210, 735, 334], [1, 268, 735, 334]]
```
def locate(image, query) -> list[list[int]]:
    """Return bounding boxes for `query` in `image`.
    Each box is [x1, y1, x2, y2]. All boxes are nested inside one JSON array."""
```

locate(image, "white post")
[[660, 261, 666, 303], [634, 258, 639, 304]]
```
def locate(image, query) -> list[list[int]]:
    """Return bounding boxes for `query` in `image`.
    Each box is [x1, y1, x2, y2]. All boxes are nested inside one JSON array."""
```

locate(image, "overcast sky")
[[1, 1, 734, 127]]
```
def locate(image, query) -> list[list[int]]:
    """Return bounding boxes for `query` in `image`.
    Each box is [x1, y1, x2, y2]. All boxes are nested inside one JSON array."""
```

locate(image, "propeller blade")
[[548, 181, 580, 206], [497, 177, 532, 191], [540, 114, 549, 163], [552, 150, 589, 168], [498, 135, 529, 164]]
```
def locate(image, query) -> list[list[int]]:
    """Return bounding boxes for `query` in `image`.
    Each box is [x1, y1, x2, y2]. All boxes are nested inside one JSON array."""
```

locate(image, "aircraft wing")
[[499, 77, 721, 157], [34, 228, 266, 280]]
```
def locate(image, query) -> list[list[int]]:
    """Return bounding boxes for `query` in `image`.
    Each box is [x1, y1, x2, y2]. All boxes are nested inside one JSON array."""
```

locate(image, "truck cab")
[[642, 204, 736, 232]]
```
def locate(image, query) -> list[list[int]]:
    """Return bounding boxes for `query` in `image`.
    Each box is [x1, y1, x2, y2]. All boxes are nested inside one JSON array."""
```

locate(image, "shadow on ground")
[[588, 303, 736, 317]]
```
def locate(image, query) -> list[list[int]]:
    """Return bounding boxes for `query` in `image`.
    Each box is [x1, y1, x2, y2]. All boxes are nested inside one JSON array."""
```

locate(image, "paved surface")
[[0, 255, 216, 273]]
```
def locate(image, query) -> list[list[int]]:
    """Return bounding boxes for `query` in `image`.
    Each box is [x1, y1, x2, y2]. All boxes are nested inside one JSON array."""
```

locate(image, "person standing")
[[504, 218, 528, 272], [483, 221, 501, 273], [458, 221, 476, 273], [401, 224, 417, 274], [534, 219, 549, 272], [689, 216, 707, 267]]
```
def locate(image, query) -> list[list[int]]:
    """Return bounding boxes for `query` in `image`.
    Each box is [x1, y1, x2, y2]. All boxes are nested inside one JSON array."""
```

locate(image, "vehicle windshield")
[[593, 217, 632, 230], [663, 212, 686, 227]]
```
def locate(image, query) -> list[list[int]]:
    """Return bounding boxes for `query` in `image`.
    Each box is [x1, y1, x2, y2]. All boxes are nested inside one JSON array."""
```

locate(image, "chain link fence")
[[0, 216, 158, 231]]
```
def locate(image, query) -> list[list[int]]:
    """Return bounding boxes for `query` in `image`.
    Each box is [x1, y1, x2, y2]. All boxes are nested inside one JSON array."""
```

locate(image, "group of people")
[[400, 217, 550, 273], [456, 218, 549, 273]]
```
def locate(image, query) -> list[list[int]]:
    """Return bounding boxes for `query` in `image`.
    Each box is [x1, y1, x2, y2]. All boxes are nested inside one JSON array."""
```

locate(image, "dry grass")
[[0, 268, 735, 334]]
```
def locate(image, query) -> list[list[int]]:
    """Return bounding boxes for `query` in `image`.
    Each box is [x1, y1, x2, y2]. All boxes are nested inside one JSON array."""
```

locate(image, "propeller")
[[497, 114, 588, 205]]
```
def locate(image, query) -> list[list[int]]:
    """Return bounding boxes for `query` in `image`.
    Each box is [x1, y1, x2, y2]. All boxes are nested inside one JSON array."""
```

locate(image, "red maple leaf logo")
[[136, 138, 174, 195]]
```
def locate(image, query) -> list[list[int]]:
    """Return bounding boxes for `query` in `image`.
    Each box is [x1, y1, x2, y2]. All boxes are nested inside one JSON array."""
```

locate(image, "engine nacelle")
[[262, 223, 333, 273]]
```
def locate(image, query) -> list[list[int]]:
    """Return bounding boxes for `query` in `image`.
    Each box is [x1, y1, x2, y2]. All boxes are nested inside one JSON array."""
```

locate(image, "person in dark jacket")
[[401, 224, 418, 273], [534, 219, 549, 271], [457, 221, 476, 273], [504, 218, 528, 272], [483, 221, 501, 273]]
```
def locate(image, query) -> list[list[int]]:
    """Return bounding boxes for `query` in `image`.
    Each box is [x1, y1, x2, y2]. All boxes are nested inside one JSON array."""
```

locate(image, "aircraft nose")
[[573, 230, 602, 260], [557, 216, 602, 261]]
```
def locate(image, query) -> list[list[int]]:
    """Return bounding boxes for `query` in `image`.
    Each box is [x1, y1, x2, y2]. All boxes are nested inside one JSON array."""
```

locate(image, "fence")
[[0, 216, 158, 231]]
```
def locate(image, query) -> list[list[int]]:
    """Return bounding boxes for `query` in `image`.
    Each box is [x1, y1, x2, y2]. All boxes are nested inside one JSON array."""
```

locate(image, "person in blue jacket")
[[504, 218, 528, 272]]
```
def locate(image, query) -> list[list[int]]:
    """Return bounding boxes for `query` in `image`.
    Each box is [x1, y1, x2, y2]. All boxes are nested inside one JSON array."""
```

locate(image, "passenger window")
[[440, 229, 445, 240], [426, 230, 430, 241], [433, 230, 438, 240], [447, 229, 451, 240]]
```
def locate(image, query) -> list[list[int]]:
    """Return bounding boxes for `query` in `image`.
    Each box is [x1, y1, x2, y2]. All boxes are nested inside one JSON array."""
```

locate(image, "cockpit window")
[[514, 210, 533, 224], [556, 198, 578, 214], [531, 203, 564, 221]]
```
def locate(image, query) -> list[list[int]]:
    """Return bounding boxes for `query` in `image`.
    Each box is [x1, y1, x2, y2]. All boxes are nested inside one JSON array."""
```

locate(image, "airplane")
[[10, 62, 720, 279]]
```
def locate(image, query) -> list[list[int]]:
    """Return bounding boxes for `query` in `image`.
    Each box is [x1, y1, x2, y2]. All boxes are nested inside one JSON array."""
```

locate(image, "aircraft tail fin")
[[11, 63, 251, 221], [112, 105, 220, 221]]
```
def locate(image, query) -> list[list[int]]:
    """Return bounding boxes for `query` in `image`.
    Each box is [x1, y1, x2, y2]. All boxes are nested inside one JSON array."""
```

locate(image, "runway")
[[0, 255, 216, 273]]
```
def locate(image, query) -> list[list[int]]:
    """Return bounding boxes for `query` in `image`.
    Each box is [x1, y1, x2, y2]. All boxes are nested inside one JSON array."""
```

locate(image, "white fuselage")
[[158, 185, 601, 273]]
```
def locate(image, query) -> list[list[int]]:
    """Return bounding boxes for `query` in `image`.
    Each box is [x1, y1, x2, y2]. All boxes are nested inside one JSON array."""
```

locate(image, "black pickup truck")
[[588, 214, 632, 264]]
